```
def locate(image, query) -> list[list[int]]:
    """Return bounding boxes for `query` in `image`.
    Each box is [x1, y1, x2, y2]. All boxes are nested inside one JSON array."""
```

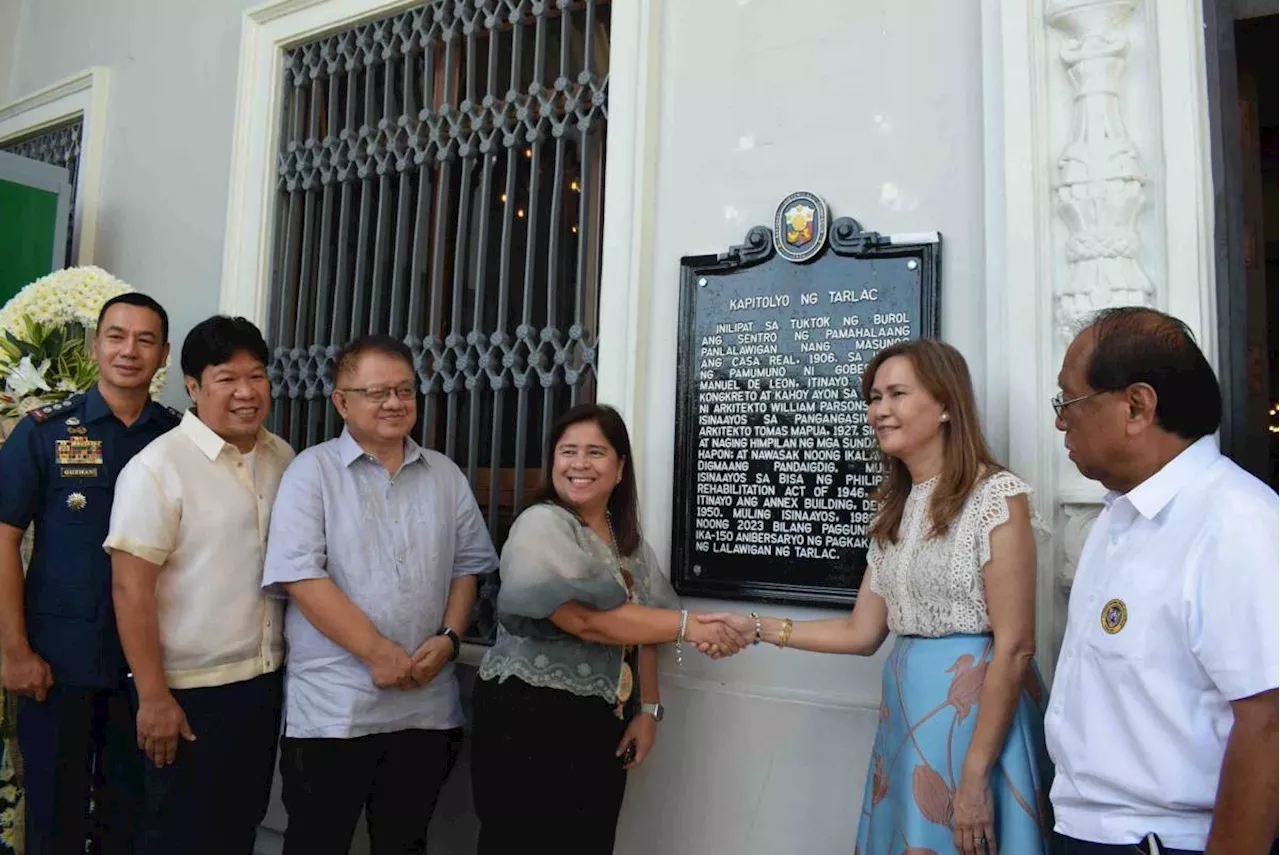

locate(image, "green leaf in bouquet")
[[0, 334, 21, 362], [44, 326, 65, 355]]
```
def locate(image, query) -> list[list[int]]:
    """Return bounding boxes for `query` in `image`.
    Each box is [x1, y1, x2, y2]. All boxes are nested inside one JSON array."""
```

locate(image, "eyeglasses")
[[340, 384, 416, 403], [1051, 389, 1107, 418]]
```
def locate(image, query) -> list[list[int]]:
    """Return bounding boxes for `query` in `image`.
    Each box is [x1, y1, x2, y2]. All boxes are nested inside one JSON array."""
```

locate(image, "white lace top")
[[868, 470, 1040, 637]]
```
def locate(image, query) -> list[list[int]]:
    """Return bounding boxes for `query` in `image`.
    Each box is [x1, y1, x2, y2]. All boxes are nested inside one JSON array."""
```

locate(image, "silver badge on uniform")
[[66, 492, 88, 511]]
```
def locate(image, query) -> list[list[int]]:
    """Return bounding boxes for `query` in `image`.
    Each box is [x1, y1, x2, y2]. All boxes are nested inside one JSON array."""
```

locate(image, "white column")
[[983, 0, 1216, 671]]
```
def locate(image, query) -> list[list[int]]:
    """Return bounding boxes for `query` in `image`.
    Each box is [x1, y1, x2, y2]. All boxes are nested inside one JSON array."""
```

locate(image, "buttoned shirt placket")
[[229, 445, 279, 675]]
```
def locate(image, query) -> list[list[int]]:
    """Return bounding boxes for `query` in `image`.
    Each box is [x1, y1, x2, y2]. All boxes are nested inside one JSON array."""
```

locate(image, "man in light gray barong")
[[262, 334, 498, 855]]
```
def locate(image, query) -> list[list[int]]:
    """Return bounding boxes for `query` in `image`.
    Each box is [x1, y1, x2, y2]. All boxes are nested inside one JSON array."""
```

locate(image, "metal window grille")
[[267, 1, 610, 641], [1, 117, 84, 267]]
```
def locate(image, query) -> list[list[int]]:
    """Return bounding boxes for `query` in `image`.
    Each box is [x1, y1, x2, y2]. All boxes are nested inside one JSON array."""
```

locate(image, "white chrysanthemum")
[[0, 266, 123, 332]]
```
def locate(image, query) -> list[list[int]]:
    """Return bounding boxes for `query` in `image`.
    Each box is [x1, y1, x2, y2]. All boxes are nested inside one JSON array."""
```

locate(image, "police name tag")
[[60, 466, 100, 479], [55, 437, 104, 466]]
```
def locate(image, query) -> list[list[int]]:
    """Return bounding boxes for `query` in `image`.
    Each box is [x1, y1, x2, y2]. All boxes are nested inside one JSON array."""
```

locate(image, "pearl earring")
[[940, 413, 949, 422]]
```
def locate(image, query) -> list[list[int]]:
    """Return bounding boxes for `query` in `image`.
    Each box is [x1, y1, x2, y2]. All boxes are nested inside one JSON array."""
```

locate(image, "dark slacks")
[[134, 671, 283, 855], [17, 684, 141, 855], [1058, 834, 1202, 855], [470, 675, 628, 855], [279, 727, 463, 855]]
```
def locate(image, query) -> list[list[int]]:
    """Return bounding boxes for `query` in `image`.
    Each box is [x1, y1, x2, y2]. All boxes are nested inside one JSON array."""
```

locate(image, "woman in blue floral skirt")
[[702, 340, 1056, 855]]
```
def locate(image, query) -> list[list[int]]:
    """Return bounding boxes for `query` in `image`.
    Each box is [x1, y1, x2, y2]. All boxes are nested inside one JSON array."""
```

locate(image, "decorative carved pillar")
[[1055, 502, 1102, 634], [1045, 0, 1155, 602], [1047, 0, 1155, 343]]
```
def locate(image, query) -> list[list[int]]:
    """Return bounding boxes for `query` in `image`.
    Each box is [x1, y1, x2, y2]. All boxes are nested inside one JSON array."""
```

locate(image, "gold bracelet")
[[776, 618, 794, 649]]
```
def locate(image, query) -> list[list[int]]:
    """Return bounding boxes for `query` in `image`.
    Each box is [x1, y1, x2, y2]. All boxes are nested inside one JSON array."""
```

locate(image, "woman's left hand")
[[616, 712, 657, 770], [953, 768, 997, 855]]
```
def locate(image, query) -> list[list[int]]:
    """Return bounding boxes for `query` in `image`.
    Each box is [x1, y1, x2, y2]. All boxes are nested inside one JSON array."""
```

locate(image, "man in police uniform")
[[1050, 307, 1278, 855], [0, 293, 179, 855]]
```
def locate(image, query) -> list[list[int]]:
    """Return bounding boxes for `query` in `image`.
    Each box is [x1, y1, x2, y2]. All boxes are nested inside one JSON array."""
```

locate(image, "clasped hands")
[[685, 611, 758, 660], [366, 634, 452, 689]]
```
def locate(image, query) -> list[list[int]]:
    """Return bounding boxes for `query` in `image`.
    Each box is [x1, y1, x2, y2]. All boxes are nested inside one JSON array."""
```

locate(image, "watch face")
[[650, 703, 665, 722]]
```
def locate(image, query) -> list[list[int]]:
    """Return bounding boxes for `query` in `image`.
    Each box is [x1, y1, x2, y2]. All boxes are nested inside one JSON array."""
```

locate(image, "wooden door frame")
[[1202, 0, 1252, 465]]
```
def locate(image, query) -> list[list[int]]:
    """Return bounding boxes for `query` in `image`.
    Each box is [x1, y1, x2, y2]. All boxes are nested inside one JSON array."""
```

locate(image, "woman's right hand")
[[685, 613, 752, 658]]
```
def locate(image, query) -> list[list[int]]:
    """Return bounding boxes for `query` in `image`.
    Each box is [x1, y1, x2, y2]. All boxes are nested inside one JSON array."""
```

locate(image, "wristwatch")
[[437, 626, 461, 661], [640, 702, 664, 722]]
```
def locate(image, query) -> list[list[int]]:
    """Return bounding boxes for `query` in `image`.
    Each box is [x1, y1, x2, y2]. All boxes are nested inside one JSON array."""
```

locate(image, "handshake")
[[683, 611, 760, 660]]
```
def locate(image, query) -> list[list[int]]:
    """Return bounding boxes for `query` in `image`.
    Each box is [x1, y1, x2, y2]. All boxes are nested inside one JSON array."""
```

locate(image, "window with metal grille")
[[266, 1, 610, 642], [0, 117, 84, 267]]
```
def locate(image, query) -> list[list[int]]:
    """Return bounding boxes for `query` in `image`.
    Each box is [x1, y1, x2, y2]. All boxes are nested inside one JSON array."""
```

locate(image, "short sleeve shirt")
[[0, 387, 180, 688], [262, 430, 498, 738], [1046, 437, 1280, 850], [104, 411, 295, 690]]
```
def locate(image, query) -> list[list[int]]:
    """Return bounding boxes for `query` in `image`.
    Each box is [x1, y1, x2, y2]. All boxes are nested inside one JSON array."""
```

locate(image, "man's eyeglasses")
[[340, 384, 417, 403], [1051, 389, 1107, 418]]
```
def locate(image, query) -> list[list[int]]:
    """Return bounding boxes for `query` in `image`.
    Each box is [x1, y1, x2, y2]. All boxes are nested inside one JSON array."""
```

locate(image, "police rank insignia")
[[66, 492, 88, 511], [1100, 598, 1127, 634], [773, 190, 829, 263]]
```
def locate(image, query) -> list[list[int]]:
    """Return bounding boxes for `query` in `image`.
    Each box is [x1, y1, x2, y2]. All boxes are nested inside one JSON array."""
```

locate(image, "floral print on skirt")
[[855, 634, 1056, 855]]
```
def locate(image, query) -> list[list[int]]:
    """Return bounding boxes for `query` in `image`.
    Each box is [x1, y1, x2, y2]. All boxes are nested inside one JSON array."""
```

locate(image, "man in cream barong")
[[262, 334, 498, 855]]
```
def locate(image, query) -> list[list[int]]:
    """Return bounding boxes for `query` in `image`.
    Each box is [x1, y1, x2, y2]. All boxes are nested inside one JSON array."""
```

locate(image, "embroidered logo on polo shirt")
[[1100, 599, 1127, 634]]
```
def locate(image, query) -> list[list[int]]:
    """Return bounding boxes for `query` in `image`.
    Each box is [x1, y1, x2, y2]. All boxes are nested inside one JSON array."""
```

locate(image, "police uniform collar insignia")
[[66, 492, 88, 511], [29, 394, 84, 423], [1101, 598, 1127, 634]]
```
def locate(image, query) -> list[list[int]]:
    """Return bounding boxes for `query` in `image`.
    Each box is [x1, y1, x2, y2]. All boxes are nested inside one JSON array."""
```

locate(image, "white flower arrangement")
[[0, 266, 168, 420]]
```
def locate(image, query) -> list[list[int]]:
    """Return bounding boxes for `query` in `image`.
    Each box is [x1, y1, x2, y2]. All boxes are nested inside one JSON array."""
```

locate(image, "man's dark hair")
[[180, 316, 269, 382], [1083, 306, 1221, 439], [97, 292, 170, 342], [333, 335, 415, 382]]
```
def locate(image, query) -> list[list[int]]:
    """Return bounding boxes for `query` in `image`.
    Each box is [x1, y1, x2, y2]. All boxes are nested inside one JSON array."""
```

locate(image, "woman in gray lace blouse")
[[469, 404, 745, 854]]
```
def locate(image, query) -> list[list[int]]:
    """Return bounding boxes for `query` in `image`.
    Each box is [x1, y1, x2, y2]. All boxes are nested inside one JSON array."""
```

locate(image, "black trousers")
[[1058, 834, 1202, 855], [17, 683, 140, 855], [134, 671, 283, 855], [470, 675, 628, 855], [279, 727, 463, 855]]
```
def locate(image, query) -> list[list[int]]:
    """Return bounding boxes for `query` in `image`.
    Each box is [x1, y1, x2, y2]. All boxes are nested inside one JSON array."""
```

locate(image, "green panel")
[[0, 178, 59, 306]]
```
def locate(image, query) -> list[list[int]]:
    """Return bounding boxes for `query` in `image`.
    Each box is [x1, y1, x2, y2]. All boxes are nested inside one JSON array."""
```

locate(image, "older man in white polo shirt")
[[106, 316, 295, 855], [1049, 307, 1278, 855]]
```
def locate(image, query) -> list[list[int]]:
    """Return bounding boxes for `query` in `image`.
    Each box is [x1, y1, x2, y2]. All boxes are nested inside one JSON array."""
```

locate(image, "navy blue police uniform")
[[0, 386, 180, 855]]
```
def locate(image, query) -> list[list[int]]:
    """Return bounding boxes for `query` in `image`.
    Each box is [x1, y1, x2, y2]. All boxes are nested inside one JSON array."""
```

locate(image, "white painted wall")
[[615, 2, 986, 852], [7, 0, 259, 407], [0, 0, 23, 102]]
